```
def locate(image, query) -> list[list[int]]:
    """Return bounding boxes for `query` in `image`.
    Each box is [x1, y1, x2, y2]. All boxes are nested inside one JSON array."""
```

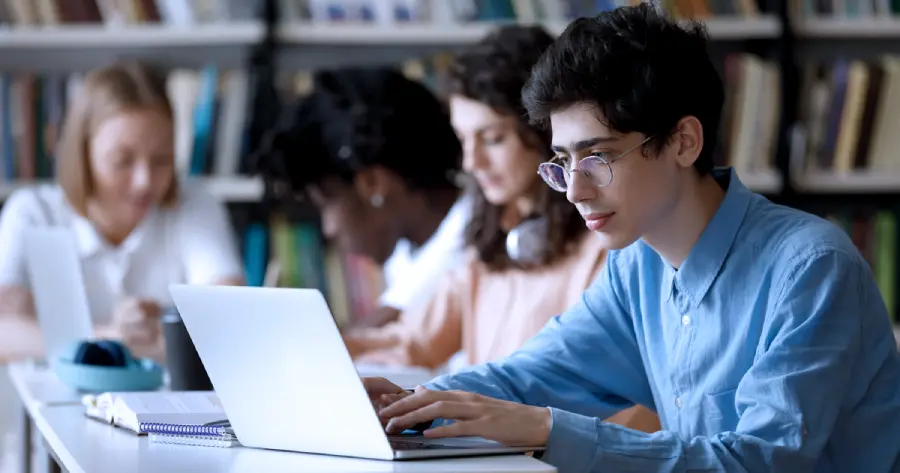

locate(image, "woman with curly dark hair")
[[344, 25, 660, 433], [257, 67, 471, 331]]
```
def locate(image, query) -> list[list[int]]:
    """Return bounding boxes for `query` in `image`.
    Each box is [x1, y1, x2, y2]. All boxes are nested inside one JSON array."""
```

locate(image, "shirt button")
[[674, 397, 683, 409], [682, 315, 691, 326]]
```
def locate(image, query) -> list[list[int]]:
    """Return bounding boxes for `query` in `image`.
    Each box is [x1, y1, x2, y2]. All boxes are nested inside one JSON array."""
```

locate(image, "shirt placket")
[[669, 281, 695, 436], [105, 248, 132, 302]]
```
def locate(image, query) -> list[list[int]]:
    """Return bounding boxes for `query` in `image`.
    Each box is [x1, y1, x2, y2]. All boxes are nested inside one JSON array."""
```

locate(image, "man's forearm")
[[424, 360, 528, 404]]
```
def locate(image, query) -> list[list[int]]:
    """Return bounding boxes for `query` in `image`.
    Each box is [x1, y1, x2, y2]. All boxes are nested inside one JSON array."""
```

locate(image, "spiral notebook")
[[82, 391, 228, 435], [143, 419, 240, 448], [149, 429, 240, 448], [140, 420, 234, 437]]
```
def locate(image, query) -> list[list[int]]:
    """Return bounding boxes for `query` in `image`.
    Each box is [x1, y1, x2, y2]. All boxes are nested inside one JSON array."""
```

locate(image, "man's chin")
[[592, 231, 638, 251]]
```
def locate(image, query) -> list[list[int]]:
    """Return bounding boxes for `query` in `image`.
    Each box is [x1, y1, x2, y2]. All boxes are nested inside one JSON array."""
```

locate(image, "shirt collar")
[[70, 208, 155, 258], [663, 167, 752, 306]]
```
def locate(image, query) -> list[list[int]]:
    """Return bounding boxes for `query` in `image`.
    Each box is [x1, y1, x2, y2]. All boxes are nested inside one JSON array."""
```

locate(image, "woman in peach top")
[[343, 25, 660, 433]]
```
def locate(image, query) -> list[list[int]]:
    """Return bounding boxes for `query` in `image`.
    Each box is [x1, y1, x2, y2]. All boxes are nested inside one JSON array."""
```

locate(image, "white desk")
[[7, 361, 85, 473], [11, 363, 556, 473], [33, 405, 555, 473], [8, 362, 84, 415]]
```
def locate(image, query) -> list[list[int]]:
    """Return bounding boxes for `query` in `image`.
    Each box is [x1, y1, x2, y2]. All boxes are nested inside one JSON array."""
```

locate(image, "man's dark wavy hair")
[[445, 25, 587, 271], [522, 3, 723, 176]]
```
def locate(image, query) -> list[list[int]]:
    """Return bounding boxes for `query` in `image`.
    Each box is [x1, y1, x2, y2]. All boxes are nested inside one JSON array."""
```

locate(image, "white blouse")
[[379, 194, 471, 312], [0, 183, 243, 324]]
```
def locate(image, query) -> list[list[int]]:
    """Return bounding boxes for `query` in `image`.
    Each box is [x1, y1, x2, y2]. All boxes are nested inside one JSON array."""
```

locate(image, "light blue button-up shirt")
[[425, 168, 900, 472]]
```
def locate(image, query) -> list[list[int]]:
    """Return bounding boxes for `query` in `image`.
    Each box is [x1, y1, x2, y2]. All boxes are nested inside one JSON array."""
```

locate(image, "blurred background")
[[0, 0, 899, 471], [0, 0, 895, 332]]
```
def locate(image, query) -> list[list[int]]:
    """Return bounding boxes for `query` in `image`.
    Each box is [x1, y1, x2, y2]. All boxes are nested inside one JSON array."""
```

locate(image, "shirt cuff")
[[539, 407, 600, 472]]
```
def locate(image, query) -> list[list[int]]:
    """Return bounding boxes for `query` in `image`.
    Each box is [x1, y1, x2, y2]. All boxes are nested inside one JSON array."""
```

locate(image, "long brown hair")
[[445, 25, 587, 271]]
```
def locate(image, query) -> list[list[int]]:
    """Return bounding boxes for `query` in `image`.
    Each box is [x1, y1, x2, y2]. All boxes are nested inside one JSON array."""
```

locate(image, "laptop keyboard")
[[389, 439, 469, 450]]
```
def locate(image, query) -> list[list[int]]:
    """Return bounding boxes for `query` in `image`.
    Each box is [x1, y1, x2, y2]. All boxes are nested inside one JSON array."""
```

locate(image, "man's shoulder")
[[740, 197, 861, 266]]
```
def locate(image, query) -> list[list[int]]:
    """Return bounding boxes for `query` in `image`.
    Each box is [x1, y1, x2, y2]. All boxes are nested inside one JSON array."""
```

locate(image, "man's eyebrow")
[[550, 136, 618, 153]]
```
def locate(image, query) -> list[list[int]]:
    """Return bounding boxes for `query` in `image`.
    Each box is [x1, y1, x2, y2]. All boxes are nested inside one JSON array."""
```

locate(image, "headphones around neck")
[[506, 216, 549, 265], [53, 339, 163, 393]]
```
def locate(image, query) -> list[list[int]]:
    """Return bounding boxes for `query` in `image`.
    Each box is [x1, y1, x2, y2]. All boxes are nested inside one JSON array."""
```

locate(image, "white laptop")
[[22, 228, 94, 364], [168, 284, 542, 461]]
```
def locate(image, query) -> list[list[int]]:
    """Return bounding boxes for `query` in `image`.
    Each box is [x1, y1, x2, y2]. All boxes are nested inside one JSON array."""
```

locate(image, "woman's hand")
[[377, 386, 552, 447], [101, 298, 162, 347]]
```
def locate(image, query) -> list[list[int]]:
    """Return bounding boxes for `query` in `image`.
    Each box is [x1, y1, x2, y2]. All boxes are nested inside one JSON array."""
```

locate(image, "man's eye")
[[551, 158, 570, 170], [588, 151, 609, 161]]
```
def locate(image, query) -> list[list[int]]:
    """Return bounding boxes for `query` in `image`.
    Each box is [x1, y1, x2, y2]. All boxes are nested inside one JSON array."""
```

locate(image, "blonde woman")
[[0, 62, 243, 363]]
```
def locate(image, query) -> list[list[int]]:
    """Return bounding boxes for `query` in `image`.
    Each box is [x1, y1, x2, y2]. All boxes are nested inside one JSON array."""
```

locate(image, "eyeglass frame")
[[537, 135, 656, 192]]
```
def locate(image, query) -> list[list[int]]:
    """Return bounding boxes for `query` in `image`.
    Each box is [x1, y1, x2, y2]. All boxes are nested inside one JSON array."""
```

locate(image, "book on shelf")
[[284, 0, 776, 25], [797, 57, 900, 176], [716, 52, 782, 180], [262, 216, 385, 328], [0, 0, 256, 28], [792, 0, 900, 20], [81, 391, 229, 436], [824, 210, 898, 321], [0, 66, 250, 182], [0, 65, 254, 185]]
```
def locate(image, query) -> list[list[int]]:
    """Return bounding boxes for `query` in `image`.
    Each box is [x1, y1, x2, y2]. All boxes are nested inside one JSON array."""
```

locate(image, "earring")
[[370, 194, 384, 208]]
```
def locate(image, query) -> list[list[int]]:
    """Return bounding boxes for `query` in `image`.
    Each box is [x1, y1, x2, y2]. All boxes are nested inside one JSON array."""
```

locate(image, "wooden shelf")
[[795, 18, 900, 38], [0, 23, 263, 48], [0, 176, 263, 202], [197, 176, 264, 202], [698, 16, 782, 39], [278, 16, 781, 45], [793, 171, 900, 193], [739, 168, 783, 193]]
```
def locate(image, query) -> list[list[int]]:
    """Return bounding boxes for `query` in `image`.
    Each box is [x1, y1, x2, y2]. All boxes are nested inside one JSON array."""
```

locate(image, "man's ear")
[[671, 116, 704, 169]]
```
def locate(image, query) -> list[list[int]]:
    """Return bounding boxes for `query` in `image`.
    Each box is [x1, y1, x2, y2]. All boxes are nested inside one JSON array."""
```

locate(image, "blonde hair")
[[56, 61, 177, 216]]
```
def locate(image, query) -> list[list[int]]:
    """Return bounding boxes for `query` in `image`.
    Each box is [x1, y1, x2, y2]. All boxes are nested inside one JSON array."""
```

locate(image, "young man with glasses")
[[365, 4, 900, 472]]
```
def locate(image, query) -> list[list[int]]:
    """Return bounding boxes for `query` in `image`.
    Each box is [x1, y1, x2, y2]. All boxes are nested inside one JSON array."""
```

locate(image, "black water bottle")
[[161, 308, 213, 391]]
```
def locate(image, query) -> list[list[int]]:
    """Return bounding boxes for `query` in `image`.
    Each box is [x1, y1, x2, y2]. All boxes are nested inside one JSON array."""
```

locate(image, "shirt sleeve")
[[173, 187, 244, 285], [425, 250, 653, 426], [347, 263, 467, 370], [435, 251, 879, 473], [0, 191, 40, 287]]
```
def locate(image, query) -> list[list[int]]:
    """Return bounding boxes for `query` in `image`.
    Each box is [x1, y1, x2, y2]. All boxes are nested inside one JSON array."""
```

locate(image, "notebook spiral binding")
[[149, 433, 240, 448], [140, 421, 232, 437]]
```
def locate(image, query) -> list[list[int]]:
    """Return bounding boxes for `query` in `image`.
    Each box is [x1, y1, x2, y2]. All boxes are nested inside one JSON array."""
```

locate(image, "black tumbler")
[[161, 308, 213, 391]]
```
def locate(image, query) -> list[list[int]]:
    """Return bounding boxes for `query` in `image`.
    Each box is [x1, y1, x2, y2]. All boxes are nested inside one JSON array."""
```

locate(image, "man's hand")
[[362, 377, 405, 401], [377, 387, 552, 447], [361, 377, 414, 418]]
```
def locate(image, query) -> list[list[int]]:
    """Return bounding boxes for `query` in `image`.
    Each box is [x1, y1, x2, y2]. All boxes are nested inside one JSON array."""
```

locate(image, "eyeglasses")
[[537, 135, 654, 192]]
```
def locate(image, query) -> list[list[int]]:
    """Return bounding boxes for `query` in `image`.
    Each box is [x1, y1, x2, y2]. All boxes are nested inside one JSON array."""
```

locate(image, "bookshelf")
[[0, 23, 264, 48], [793, 172, 900, 194], [739, 169, 783, 194], [781, 1, 900, 328], [0, 176, 264, 203], [794, 18, 900, 38], [3, 0, 897, 329], [277, 15, 781, 44]]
